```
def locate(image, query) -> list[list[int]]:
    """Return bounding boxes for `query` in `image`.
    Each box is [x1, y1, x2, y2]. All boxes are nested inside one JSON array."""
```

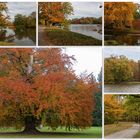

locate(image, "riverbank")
[[38, 28, 102, 46], [104, 29, 140, 45]]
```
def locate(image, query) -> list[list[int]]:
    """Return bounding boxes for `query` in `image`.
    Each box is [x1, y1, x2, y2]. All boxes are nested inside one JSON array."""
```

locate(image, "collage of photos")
[[0, 1, 140, 139]]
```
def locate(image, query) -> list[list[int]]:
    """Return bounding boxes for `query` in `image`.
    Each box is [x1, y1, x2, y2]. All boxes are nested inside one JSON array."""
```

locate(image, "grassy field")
[[134, 131, 140, 138], [104, 122, 133, 136], [39, 28, 102, 46], [0, 41, 15, 46], [0, 127, 102, 138]]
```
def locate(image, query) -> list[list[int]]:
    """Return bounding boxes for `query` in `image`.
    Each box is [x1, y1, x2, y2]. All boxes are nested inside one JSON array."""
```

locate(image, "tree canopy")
[[39, 2, 73, 26], [104, 2, 136, 30], [0, 49, 98, 133]]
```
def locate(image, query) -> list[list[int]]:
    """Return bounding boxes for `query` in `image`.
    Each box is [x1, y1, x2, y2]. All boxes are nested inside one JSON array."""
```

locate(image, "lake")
[[105, 83, 140, 93], [105, 34, 140, 45], [69, 24, 102, 40], [0, 27, 36, 46]]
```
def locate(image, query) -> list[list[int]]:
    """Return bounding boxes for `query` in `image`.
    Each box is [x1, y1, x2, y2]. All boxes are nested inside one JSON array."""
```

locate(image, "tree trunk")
[[22, 116, 39, 134]]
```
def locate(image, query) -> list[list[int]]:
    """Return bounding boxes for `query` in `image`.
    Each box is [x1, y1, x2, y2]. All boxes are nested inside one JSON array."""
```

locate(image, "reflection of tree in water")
[[115, 35, 140, 45], [14, 28, 36, 43], [0, 29, 14, 42]]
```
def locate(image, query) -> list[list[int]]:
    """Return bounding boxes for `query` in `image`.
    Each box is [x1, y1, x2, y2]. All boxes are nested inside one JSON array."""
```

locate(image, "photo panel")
[[104, 2, 140, 46], [0, 2, 36, 46], [38, 2, 103, 46], [104, 47, 140, 93], [104, 94, 140, 138], [0, 47, 102, 138]]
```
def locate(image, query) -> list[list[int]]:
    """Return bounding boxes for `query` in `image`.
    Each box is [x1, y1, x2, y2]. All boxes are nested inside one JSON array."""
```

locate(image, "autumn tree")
[[0, 2, 9, 31], [0, 48, 97, 133], [104, 2, 136, 30], [104, 95, 125, 124], [104, 55, 134, 83], [38, 2, 73, 26], [124, 95, 140, 123]]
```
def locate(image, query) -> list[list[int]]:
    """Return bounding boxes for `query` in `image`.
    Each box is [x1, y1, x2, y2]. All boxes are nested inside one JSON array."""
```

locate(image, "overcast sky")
[[7, 2, 36, 21], [65, 47, 102, 80], [68, 2, 102, 19], [104, 48, 140, 62]]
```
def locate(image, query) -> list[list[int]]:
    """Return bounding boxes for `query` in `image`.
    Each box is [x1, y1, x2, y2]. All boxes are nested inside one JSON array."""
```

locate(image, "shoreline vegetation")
[[39, 27, 102, 46]]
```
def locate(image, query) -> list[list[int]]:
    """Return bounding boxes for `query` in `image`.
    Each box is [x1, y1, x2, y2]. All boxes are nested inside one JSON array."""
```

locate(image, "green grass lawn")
[[134, 131, 140, 138], [104, 122, 133, 136], [39, 28, 102, 46], [0, 127, 102, 138]]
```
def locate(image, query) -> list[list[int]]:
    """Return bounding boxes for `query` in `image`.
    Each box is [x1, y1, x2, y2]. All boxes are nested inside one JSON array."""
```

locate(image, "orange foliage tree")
[[104, 2, 136, 30], [39, 2, 73, 26], [0, 48, 98, 133], [104, 94, 125, 124]]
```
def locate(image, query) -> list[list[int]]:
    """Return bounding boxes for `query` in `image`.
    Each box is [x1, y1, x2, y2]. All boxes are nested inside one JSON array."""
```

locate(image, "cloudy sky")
[[7, 2, 36, 21], [68, 2, 102, 19], [65, 47, 102, 80], [104, 48, 140, 62]]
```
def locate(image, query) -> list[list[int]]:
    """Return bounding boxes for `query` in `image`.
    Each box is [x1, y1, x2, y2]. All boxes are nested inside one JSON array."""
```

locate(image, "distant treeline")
[[69, 17, 102, 24], [14, 12, 36, 28]]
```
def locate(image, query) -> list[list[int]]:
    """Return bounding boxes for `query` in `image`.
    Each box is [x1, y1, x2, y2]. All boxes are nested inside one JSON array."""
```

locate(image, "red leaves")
[[0, 48, 98, 129]]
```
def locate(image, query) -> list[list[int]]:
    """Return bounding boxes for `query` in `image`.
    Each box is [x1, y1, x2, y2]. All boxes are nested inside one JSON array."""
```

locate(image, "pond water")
[[105, 83, 140, 93], [0, 27, 36, 46], [69, 24, 102, 40], [105, 34, 140, 45]]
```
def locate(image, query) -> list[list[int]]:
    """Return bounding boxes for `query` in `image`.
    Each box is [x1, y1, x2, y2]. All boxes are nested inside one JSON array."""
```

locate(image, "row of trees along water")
[[105, 95, 140, 124], [0, 49, 102, 134], [104, 55, 140, 84]]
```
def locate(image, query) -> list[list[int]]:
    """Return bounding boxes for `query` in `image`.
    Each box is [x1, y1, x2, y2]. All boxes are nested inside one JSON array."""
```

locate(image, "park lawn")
[[104, 122, 133, 136], [0, 127, 102, 138], [43, 29, 102, 46], [134, 131, 140, 138]]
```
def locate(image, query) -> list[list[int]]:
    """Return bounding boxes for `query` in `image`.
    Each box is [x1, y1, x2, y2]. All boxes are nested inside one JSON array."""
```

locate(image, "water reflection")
[[105, 34, 140, 46], [69, 24, 102, 40], [0, 27, 36, 46], [105, 84, 140, 93]]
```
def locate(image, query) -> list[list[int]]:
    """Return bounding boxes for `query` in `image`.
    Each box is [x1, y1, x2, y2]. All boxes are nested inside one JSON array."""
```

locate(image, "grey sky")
[[65, 47, 102, 80], [7, 2, 36, 21], [104, 48, 140, 62], [68, 2, 102, 19]]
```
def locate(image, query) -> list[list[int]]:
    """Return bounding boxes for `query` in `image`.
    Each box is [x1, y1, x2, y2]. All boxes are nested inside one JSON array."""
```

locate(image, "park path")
[[105, 124, 140, 138]]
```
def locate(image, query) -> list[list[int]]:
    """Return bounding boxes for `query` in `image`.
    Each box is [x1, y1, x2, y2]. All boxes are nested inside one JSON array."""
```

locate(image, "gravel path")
[[105, 124, 140, 138]]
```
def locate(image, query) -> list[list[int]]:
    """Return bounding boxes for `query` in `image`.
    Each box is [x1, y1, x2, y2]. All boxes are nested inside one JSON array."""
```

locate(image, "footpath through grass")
[[104, 122, 133, 136], [40, 29, 102, 46], [0, 127, 102, 138]]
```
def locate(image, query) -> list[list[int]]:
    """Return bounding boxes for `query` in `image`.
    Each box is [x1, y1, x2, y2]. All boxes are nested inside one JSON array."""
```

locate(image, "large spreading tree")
[[0, 48, 98, 134], [38, 2, 73, 26]]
